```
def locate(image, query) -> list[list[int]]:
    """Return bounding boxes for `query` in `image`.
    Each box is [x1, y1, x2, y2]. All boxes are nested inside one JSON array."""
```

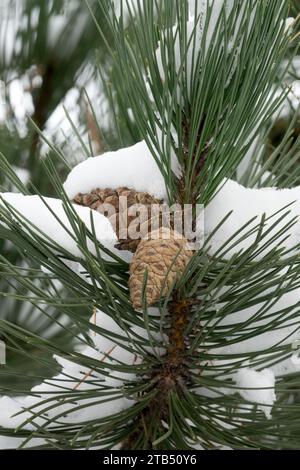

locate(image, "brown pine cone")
[[129, 228, 193, 309], [74, 187, 161, 212], [73, 187, 171, 252]]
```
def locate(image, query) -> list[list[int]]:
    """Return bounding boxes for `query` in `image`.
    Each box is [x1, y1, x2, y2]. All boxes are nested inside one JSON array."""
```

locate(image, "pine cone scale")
[[73, 187, 164, 253], [129, 229, 193, 309]]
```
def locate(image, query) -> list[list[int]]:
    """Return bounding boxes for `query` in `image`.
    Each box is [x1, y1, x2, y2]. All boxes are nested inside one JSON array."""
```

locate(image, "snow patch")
[[0, 193, 117, 257], [205, 178, 300, 258], [0, 310, 140, 448], [11, 167, 30, 186], [235, 368, 276, 419], [64, 141, 167, 200]]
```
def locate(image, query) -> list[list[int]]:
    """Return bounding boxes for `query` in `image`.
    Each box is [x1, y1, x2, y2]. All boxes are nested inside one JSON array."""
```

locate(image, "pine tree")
[[1, 0, 300, 450]]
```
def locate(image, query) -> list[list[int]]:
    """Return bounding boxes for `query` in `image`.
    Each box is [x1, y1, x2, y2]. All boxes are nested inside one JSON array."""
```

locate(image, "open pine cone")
[[73, 188, 193, 308], [74, 187, 164, 252]]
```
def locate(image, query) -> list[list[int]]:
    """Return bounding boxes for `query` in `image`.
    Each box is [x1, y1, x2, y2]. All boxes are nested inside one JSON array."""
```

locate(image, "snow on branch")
[[64, 140, 300, 258], [0, 310, 140, 449], [235, 368, 276, 419], [64, 141, 167, 201], [0, 193, 117, 257]]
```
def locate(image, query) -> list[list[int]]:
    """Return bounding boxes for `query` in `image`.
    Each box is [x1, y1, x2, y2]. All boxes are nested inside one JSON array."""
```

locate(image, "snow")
[[0, 193, 117, 257], [212, 283, 300, 340], [0, 434, 44, 450], [188, 0, 235, 21], [156, 2, 293, 102], [64, 141, 167, 200], [205, 178, 300, 258], [114, 0, 145, 22], [11, 166, 30, 186], [0, 307, 167, 449], [0, 310, 141, 449], [8, 79, 34, 122], [45, 1, 89, 58], [47, 14, 68, 50], [156, 0, 256, 97], [40, 84, 94, 162], [235, 368, 276, 419], [0, 396, 33, 429], [1, 176, 299, 447], [236, 134, 263, 183], [0, 82, 6, 123], [48, 10, 89, 59], [284, 17, 295, 33], [277, 80, 300, 119], [153, 120, 181, 177], [0, 14, 18, 65], [30, 7, 40, 29], [42, 87, 80, 145], [0, 3, 98, 155]]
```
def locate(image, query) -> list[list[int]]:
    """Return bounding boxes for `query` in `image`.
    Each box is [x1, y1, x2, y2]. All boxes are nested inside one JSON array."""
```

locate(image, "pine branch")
[[1, 0, 300, 451], [123, 296, 196, 449]]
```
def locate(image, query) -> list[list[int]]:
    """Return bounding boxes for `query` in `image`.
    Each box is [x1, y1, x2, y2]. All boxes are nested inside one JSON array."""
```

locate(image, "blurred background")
[[0, 0, 299, 393], [0, 0, 142, 393]]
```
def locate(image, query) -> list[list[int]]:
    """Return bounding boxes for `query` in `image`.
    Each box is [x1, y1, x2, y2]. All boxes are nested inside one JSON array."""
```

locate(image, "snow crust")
[[0, 311, 141, 448], [0, 193, 117, 257], [235, 368, 276, 419], [64, 141, 167, 201], [11, 167, 30, 186], [205, 178, 300, 258], [0, 306, 167, 448]]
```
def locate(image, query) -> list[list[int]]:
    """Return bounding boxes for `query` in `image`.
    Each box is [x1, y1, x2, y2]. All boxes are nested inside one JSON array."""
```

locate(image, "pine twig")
[[122, 296, 197, 449]]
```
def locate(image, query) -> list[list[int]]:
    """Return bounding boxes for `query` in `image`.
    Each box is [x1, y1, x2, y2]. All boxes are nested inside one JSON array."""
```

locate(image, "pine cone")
[[129, 228, 193, 309], [73, 187, 167, 252]]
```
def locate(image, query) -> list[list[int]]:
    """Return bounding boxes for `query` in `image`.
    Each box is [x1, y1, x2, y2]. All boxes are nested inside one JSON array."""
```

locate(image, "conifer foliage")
[[1, 0, 300, 450]]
